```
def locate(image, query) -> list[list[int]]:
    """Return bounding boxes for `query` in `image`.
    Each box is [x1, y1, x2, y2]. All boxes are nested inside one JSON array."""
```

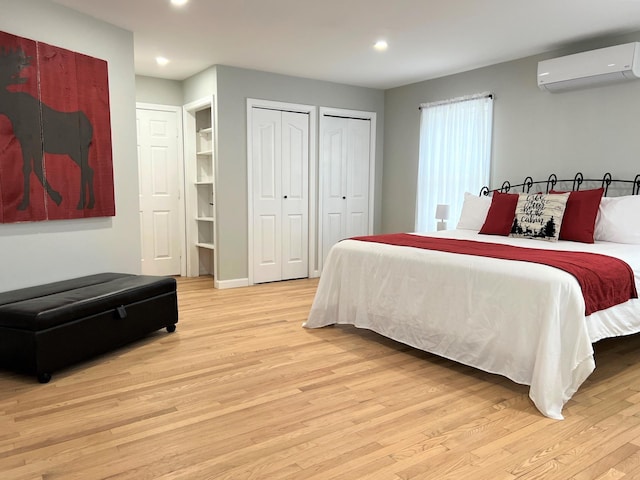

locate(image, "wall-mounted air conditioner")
[[537, 42, 640, 92]]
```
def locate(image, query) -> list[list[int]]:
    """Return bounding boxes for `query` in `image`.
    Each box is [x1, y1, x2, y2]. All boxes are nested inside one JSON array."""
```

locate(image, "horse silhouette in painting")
[[0, 47, 95, 210]]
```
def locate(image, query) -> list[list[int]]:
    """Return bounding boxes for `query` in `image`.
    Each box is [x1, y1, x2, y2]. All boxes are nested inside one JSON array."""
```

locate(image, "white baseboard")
[[214, 277, 249, 289]]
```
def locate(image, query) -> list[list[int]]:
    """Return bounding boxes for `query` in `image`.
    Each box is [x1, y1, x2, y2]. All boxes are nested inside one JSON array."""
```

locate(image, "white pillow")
[[456, 192, 491, 231], [594, 195, 640, 244]]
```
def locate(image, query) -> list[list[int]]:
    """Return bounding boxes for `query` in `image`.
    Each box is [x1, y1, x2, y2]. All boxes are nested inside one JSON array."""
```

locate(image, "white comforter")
[[304, 230, 640, 419]]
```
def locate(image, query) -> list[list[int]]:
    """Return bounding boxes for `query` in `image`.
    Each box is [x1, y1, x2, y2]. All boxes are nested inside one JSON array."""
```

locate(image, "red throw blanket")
[[351, 233, 638, 316]]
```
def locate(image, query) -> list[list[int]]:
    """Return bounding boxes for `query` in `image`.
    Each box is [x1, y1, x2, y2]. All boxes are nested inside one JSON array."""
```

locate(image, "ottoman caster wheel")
[[37, 372, 52, 384], [166, 324, 176, 333]]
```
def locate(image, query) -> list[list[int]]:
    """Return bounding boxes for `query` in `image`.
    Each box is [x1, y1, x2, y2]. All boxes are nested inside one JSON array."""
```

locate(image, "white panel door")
[[137, 108, 181, 276], [321, 116, 348, 265], [281, 111, 309, 280], [252, 108, 282, 284], [346, 118, 371, 238], [251, 108, 309, 283], [320, 115, 371, 266]]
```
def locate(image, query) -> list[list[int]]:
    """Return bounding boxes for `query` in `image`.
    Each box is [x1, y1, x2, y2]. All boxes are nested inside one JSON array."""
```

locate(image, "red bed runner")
[[351, 233, 638, 316]]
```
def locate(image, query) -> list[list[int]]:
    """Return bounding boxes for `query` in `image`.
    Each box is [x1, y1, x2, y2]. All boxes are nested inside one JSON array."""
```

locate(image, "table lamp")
[[435, 204, 450, 231]]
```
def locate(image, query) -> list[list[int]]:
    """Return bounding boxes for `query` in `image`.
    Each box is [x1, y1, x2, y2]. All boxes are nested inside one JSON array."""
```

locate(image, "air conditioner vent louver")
[[537, 42, 640, 92]]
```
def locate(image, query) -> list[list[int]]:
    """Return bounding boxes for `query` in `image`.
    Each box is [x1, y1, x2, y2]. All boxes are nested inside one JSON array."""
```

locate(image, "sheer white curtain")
[[415, 93, 493, 232]]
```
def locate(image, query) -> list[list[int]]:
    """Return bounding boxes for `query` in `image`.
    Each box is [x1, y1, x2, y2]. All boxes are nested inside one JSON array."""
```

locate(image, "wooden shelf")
[[186, 97, 216, 278]]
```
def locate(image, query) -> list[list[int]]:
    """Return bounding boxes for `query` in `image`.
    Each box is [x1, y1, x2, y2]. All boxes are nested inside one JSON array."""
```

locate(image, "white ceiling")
[[51, 0, 640, 89]]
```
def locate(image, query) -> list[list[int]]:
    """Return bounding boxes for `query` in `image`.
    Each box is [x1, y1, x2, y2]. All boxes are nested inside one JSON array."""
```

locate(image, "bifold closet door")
[[252, 108, 309, 283], [321, 115, 371, 266]]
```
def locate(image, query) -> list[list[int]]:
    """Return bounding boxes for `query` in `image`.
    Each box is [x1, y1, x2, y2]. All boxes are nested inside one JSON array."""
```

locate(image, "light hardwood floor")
[[2, 276, 640, 479]]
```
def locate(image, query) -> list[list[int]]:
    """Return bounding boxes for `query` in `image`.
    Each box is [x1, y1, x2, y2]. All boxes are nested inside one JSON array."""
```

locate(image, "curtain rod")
[[419, 92, 493, 110]]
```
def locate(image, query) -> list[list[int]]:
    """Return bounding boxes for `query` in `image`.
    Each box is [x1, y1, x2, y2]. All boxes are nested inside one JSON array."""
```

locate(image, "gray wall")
[[135, 75, 183, 106], [183, 66, 217, 105], [382, 31, 640, 234], [0, 0, 141, 291], [185, 65, 385, 282]]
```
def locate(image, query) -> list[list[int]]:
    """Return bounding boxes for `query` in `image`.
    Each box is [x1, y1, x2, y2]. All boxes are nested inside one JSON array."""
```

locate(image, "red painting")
[[0, 30, 114, 223]]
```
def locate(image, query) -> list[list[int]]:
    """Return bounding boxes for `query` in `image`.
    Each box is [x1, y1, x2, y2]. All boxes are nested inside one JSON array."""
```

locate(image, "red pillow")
[[479, 191, 519, 236], [549, 188, 604, 243]]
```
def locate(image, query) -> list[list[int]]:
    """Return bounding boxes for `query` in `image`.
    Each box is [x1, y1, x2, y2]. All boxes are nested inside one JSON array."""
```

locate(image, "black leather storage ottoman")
[[0, 273, 178, 383]]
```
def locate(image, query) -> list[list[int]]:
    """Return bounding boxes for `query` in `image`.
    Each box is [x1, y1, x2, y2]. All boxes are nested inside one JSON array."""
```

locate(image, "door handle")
[[342, 196, 346, 199], [283, 195, 288, 199]]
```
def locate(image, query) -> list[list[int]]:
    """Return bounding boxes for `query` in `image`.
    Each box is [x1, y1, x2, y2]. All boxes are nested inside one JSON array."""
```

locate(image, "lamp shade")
[[435, 204, 450, 220]]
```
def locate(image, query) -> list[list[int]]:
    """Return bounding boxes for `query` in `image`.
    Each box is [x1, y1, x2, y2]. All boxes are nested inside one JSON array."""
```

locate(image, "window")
[[415, 93, 493, 232]]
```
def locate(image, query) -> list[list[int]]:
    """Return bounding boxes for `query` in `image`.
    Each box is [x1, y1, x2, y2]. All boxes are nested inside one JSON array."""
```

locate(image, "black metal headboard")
[[479, 172, 640, 197]]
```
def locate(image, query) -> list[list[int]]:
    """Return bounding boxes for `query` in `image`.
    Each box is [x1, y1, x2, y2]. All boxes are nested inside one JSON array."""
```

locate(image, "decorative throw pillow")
[[456, 192, 491, 231], [549, 188, 604, 243], [594, 195, 640, 244], [509, 192, 570, 241], [479, 191, 519, 236]]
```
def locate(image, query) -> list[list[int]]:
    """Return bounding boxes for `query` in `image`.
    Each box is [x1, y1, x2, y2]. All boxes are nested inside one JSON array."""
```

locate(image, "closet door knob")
[[342, 196, 346, 200], [283, 195, 288, 199]]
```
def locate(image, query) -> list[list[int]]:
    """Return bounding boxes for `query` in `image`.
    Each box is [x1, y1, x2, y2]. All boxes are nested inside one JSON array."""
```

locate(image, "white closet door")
[[281, 111, 309, 280], [346, 118, 371, 238], [252, 108, 282, 284], [252, 108, 309, 283], [321, 116, 348, 265], [321, 115, 371, 266]]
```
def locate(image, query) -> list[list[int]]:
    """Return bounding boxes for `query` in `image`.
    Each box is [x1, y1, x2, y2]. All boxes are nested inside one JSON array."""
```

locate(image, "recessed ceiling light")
[[171, 0, 188, 6], [374, 40, 388, 51], [156, 56, 170, 66]]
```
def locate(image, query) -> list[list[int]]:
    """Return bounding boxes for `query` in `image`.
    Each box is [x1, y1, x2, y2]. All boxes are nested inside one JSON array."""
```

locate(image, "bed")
[[304, 173, 640, 419]]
